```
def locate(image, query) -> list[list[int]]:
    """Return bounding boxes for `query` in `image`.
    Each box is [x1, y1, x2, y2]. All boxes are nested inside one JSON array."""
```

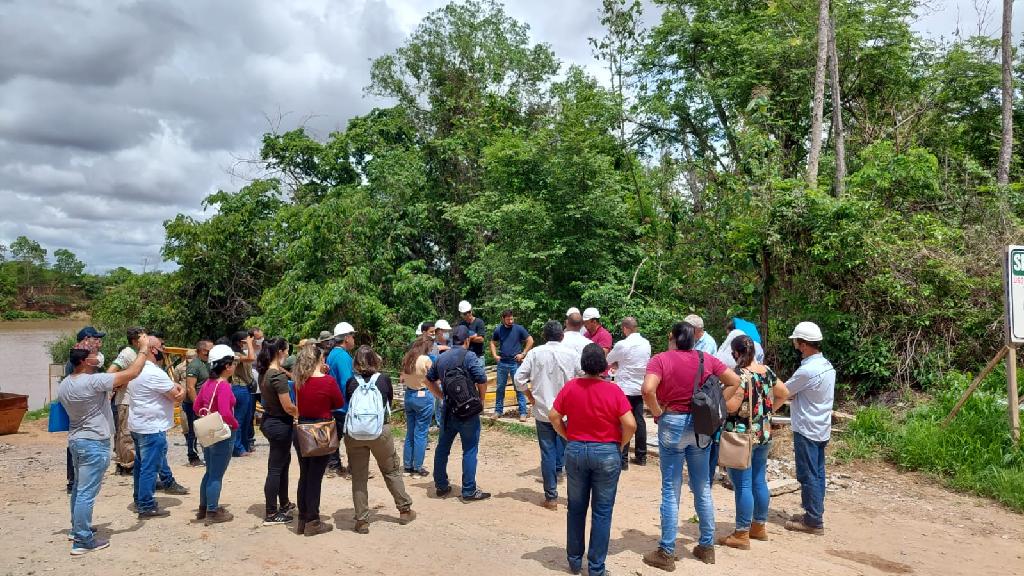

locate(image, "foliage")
[[52, 249, 85, 281], [23, 405, 50, 421]]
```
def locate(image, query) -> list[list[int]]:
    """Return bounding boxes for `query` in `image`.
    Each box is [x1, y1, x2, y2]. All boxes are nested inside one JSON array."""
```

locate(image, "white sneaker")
[[70, 539, 110, 556]]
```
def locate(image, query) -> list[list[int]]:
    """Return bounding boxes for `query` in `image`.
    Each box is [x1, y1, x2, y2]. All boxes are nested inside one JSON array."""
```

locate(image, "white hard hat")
[[566, 307, 580, 318], [333, 321, 355, 337], [458, 300, 472, 314], [582, 307, 601, 321], [789, 321, 823, 342], [208, 344, 237, 365], [435, 319, 452, 330]]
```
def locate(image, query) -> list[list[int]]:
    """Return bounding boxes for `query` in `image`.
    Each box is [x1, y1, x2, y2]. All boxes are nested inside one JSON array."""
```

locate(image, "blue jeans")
[[727, 442, 771, 530], [200, 430, 235, 511], [231, 386, 251, 456], [433, 396, 443, 427], [433, 413, 481, 497], [536, 420, 566, 501], [707, 437, 720, 488], [69, 438, 110, 547], [565, 441, 621, 576], [131, 431, 174, 512], [657, 413, 714, 552], [494, 360, 527, 416], [793, 431, 828, 527], [403, 388, 434, 469]]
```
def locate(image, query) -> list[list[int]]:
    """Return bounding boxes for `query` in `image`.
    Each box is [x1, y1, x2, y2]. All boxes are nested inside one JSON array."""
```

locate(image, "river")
[[0, 319, 83, 409]]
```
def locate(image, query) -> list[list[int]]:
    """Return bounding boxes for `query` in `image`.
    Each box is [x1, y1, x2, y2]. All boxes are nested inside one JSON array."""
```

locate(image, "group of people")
[[57, 302, 835, 576]]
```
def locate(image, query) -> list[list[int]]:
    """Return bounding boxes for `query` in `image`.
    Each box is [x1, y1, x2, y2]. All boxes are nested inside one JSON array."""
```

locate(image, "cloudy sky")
[[0, 0, 1015, 272]]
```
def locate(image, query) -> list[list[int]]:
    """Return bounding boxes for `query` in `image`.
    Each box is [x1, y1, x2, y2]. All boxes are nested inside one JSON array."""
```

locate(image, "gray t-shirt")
[[58, 372, 117, 441]]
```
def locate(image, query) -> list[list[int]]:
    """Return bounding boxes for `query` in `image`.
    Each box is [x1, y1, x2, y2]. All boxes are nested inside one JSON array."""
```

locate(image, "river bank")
[[0, 318, 84, 409]]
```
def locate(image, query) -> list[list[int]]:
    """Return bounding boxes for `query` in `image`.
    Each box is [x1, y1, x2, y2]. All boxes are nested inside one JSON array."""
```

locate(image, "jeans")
[[69, 438, 110, 547], [403, 389, 434, 470], [494, 360, 527, 416], [727, 442, 771, 530], [200, 430, 235, 511], [433, 413, 481, 497], [565, 441, 622, 576], [231, 386, 251, 456], [296, 452, 330, 522], [536, 420, 566, 501], [432, 396, 443, 428], [260, 415, 293, 514], [708, 437, 720, 488], [131, 431, 174, 512], [657, 413, 714, 552], [621, 395, 647, 464], [182, 401, 200, 461], [793, 432, 828, 528], [345, 425, 413, 521]]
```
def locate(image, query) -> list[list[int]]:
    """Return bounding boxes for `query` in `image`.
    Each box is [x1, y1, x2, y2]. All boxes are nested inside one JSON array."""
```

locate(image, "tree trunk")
[[828, 15, 846, 196], [998, 0, 1013, 187], [806, 0, 830, 187]]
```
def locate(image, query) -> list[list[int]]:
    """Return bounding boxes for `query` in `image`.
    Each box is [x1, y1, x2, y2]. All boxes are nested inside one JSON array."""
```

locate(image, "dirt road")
[[1, 419, 1022, 576]]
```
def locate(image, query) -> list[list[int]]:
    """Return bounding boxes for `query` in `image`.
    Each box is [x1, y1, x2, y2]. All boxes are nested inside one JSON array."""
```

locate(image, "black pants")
[[182, 402, 200, 461], [621, 395, 647, 464], [261, 416, 293, 514], [327, 412, 346, 471], [245, 391, 259, 451], [296, 453, 330, 522]]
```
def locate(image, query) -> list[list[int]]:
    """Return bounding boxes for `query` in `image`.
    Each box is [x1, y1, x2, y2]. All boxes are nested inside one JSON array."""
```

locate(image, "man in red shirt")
[[582, 308, 612, 354]]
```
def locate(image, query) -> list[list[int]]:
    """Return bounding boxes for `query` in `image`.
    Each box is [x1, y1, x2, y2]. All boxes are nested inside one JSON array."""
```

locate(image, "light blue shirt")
[[327, 348, 353, 413], [693, 332, 718, 355], [785, 353, 835, 442]]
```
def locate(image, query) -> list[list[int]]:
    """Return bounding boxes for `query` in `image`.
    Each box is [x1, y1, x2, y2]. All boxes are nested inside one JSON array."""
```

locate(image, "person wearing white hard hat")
[[782, 321, 834, 536], [457, 301, 487, 371], [326, 321, 356, 476], [582, 308, 612, 354], [434, 319, 452, 356]]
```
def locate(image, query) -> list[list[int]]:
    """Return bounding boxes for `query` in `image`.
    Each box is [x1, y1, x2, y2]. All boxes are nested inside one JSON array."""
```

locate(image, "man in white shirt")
[[514, 321, 580, 510], [128, 336, 188, 518], [562, 311, 590, 359], [607, 317, 652, 469]]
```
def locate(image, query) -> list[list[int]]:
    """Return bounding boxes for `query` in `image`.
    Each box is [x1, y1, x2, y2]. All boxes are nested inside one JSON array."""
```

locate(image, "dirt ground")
[[1, 418, 1022, 576]]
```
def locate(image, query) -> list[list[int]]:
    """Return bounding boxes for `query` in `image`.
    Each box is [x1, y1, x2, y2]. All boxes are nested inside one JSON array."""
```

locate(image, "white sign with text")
[[1007, 246, 1024, 345]]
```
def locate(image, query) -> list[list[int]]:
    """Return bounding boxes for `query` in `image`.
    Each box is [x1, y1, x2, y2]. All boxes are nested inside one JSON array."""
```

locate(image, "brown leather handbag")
[[293, 382, 339, 457], [718, 371, 755, 470]]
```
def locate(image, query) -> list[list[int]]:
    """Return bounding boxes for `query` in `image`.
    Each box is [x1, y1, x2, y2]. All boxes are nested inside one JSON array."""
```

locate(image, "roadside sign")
[[1007, 246, 1024, 345]]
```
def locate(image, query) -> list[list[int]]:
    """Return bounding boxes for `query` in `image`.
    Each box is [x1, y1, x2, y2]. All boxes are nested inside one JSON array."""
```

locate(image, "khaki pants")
[[115, 405, 135, 468], [343, 425, 412, 522]]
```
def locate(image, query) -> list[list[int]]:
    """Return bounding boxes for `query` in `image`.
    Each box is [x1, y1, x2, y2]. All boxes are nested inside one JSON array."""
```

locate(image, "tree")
[[807, 0, 831, 186], [10, 236, 46, 266], [828, 15, 846, 195], [997, 0, 1013, 188], [53, 248, 85, 280]]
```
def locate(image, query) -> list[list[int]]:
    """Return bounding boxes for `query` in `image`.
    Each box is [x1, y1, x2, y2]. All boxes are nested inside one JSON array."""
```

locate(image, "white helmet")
[[788, 321, 823, 342], [566, 307, 580, 318], [208, 344, 237, 364], [435, 319, 452, 330], [458, 300, 472, 314], [582, 307, 601, 321], [333, 321, 355, 337]]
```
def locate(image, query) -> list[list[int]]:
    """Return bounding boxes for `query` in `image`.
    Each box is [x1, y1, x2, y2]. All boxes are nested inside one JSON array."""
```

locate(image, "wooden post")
[[942, 345, 1009, 428], [1009, 346, 1020, 442]]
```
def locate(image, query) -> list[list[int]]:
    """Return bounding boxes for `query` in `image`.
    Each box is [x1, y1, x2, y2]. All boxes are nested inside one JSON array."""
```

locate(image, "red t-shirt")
[[552, 377, 631, 443], [646, 350, 727, 413], [587, 325, 613, 350], [295, 375, 344, 419]]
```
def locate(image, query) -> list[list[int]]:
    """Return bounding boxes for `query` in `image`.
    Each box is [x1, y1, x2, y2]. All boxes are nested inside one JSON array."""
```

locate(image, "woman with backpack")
[[343, 345, 415, 534], [401, 335, 434, 477], [257, 337, 298, 526], [192, 344, 242, 526], [716, 335, 789, 550], [293, 344, 344, 536], [640, 322, 741, 570]]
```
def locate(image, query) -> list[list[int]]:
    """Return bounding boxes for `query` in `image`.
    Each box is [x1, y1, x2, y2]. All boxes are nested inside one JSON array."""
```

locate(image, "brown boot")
[[194, 508, 207, 521], [716, 530, 750, 550], [641, 548, 676, 572], [204, 507, 233, 525], [785, 518, 824, 535], [296, 519, 306, 534], [692, 544, 716, 564], [399, 509, 417, 525], [304, 520, 334, 536], [353, 520, 370, 534], [750, 522, 768, 541]]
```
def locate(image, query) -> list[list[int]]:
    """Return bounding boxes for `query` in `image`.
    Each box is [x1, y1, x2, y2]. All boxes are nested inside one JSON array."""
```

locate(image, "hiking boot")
[[461, 490, 491, 502], [263, 511, 293, 525], [692, 544, 716, 564], [641, 548, 676, 572], [70, 538, 110, 556], [296, 519, 306, 534], [716, 530, 750, 550], [114, 465, 132, 476], [195, 508, 208, 521], [204, 507, 233, 525], [749, 522, 768, 541], [304, 520, 334, 536], [436, 486, 452, 498], [541, 499, 558, 511], [785, 518, 824, 535], [161, 482, 189, 495], [138, 508, 171, 519], [187, 458, 203, 467], [354, 520, 370, 534], [399, 509, 417, 525]]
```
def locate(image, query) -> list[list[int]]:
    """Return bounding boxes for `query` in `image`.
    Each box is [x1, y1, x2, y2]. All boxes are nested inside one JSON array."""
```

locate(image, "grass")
[[23, 405, 51, 421], [836, 369, 1024, 512]]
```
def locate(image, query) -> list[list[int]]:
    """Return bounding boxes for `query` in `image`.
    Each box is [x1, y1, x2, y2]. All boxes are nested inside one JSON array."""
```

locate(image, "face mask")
[[96, 352, 105, 368], [255, 338, 264, 347]]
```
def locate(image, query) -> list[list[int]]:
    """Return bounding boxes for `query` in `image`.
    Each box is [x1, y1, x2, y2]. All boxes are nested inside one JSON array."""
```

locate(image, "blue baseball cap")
[[76, 326, 106, 341]]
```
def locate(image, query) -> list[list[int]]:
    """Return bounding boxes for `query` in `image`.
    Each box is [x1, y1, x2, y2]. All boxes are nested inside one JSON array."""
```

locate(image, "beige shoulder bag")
[[718, 371, 755, 470]]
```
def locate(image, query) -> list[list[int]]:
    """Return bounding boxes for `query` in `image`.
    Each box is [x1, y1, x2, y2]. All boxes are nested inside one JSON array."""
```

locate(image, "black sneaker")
[[263, 512, 293, 525], [631, 456, 647, 466], [138, 508, 171, 519], [461, 490, 491, 502], [436, 486, 452, 498], [161, 482, 189, 495]]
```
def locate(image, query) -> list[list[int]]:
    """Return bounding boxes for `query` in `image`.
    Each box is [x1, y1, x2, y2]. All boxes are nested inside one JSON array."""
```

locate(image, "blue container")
[[48, 400, 70, 432]]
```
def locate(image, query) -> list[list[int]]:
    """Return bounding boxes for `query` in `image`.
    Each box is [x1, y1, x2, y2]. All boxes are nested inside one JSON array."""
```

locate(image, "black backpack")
[[442, 349, 484, 420], [690, 351, 727, 448]]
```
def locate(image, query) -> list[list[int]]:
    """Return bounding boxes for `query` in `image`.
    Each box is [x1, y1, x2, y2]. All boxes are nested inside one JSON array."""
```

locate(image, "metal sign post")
[[1004, 246, 1024, 442]]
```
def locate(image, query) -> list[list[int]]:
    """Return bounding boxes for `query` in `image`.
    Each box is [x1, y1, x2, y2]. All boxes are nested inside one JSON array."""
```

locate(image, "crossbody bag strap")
[[203, 380, 221, 415]]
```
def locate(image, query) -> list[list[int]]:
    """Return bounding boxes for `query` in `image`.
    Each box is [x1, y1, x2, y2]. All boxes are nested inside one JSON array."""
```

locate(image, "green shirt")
[[185, 357, 210, 401]]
